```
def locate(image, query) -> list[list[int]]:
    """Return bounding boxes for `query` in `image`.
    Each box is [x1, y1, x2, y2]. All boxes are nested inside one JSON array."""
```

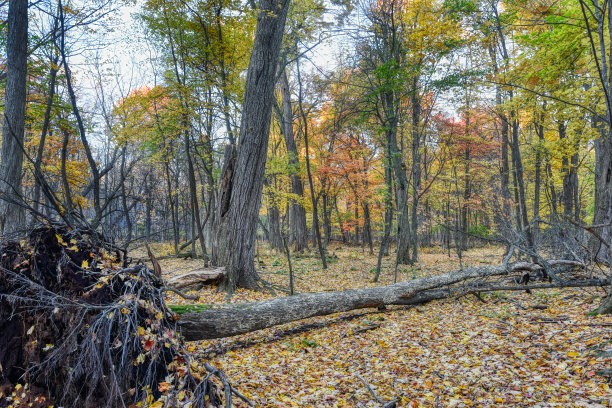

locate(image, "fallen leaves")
[[152, 245, 612, 407]]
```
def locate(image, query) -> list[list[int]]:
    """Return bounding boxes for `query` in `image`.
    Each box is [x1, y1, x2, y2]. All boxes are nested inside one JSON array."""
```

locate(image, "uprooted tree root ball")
[[0, 224, 235, 407]]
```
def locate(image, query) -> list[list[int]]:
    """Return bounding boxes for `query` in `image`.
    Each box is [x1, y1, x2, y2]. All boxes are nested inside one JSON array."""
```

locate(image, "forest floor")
[[152, 243, 612, 407]]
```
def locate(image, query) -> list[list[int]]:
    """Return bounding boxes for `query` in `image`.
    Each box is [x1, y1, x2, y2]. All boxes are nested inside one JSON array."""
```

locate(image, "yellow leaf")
[[81, 260, 89, 269], [567, 351, 579, 358], [135, 353, 146, 365]]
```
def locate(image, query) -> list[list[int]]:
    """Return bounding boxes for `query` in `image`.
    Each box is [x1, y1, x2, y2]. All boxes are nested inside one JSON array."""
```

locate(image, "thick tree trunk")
[[179, 261, 597, 340], [387, 115, 411, 265], [591, 128, 611, 261], [599, 286, 612, 314], [216, 0, 290, 292], [267, 199, 283, 250], [0, 0, 28, 234], [280, 69, 308, 252]]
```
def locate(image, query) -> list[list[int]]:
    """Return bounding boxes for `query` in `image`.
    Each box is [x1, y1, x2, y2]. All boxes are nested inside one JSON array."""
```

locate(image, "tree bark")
[[0, 0, 28, 234], [363, 201, 374, 255], [266, 181, 283, 250], [216, 0, 290, 293], [280, 69, 308, 252]]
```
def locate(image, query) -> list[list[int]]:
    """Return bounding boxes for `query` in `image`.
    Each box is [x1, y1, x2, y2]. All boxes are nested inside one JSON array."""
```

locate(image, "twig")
[[163, 286, 199, 300], [355, 373, 384, 403]]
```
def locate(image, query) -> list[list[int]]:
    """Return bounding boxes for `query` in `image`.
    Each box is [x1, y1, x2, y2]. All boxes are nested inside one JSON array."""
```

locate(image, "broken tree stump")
[[165, 267, 226, 291]]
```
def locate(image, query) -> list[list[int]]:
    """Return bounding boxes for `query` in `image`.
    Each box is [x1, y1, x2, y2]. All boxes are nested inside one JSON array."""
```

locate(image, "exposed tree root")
[[0, 225, 237, 407]]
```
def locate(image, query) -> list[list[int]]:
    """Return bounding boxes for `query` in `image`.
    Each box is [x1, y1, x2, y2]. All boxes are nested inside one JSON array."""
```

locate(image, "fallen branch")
[[355, 373, 384, 404], [166, 267, 226, 290], [164, 286, 199, 300]]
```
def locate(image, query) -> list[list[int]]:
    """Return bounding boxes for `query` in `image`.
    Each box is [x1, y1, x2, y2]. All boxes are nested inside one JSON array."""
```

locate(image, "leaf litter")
[[157, 244, 612, 407]]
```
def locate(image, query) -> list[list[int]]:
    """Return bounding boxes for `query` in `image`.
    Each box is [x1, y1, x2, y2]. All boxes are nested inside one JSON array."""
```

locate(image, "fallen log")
[[179, 261, 598, 340], [166, 267, 226, 290], [512, 259, 585, 271]]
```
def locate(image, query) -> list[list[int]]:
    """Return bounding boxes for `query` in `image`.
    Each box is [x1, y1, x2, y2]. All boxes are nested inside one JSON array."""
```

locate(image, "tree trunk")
[[280, 69, 308, 252], [322, 192, 331, 246], [387, 110, 411, 265], [410, 82, 421, 263], [267, 196, 283, 250], [296, 55, 327, 269], [145, 173, 152, 241], [60, 2, 103, 227], [363, 202, 374, 255], [216, 0, 290, 293], [178, 261, 598, 340], [374, 164, 394, 282], [559, 122, 574, 218], [32, 52, 59, 226], [0, 0, 28, 234], [510, 114, 534, 250], [120, 145, 133, 246], [164, 152, 179, 255], [533, 111, 544, 235], [592, 129, 612, 261], [185, 133, 208, 263]]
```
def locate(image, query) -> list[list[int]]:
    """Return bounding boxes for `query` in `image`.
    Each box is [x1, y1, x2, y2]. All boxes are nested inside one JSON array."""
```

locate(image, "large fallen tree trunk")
[[178, 262, 604, 340]]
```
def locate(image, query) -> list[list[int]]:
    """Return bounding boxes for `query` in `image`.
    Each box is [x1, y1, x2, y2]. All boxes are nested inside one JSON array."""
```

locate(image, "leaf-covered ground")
[[154, 244, 612, 407]]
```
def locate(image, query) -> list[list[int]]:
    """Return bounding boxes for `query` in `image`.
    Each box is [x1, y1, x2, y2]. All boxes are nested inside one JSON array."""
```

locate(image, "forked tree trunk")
[[216, 0, 290, 293]]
